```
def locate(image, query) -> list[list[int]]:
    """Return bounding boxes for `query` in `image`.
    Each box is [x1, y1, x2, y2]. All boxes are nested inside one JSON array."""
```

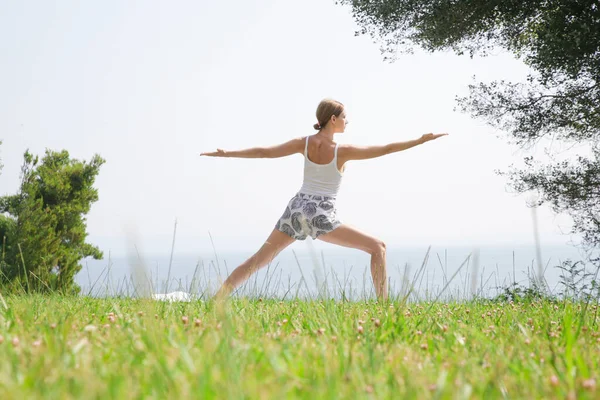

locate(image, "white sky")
[[0, 0, 579, 256]]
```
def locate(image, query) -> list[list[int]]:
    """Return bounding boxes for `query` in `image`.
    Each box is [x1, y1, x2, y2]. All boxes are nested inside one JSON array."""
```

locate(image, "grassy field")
[[0, 294, 598, 399]]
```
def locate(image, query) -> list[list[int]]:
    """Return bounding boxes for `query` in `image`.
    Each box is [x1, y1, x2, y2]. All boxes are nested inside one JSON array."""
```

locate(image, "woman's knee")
[[368, 239, 386, 256]]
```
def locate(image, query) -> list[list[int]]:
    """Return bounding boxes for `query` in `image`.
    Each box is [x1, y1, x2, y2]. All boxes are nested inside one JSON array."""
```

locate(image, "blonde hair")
[[313, 98, 344, 130]]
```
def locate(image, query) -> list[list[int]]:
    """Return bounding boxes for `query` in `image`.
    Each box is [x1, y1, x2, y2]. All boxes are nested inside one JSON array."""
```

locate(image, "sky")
[[0, 0, 581, 256]]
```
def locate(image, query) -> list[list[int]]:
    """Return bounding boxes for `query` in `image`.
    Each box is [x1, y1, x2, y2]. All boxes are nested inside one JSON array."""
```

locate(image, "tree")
[[0, 213, 15, 277], [339, 0, 600, 250], [0, 140, 11, 279], [0, 150, 105, 293]]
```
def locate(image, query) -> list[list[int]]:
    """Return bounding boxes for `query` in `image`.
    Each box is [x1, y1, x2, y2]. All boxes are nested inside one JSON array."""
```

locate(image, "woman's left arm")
[[200, 137, 305, 159]]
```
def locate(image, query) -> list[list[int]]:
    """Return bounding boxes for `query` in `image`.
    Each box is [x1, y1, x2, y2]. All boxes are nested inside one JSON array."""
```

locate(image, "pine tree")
[[0, 150, 105, 293]]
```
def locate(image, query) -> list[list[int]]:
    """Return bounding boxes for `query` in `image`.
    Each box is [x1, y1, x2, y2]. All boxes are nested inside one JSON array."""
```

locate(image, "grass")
[[0, 294, 598, 399], [2, 238, 599, 398]]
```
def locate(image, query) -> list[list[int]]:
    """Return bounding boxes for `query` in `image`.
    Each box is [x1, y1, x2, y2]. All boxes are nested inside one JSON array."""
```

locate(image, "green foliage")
[[0, 149, 105, 293], [556, 259, 600, 301], [492, 258, 600, 303], [340, 0, 600, 250], [494, 281, 549, 303], [0, 214, 16, 271]]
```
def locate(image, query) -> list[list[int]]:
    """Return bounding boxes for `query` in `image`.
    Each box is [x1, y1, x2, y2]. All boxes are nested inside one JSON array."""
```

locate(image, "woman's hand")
[[200, 149, 227, 157], [420, 133, 448, 143]]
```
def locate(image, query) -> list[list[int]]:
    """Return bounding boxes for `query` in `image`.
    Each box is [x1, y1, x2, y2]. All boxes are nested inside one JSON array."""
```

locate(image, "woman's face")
[[332, 110, 348, 133]]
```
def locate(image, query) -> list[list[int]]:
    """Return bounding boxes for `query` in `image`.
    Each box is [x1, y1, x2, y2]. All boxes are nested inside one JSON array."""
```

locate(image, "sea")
[[75, 242, 599, 301]]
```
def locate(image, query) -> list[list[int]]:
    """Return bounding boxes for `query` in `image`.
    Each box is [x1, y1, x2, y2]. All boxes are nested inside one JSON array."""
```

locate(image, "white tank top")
[[299, 136, 343, 197]]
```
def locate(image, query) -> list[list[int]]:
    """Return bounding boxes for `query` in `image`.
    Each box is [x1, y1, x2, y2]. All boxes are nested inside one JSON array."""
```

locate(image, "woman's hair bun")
[[313, 123, 321, 130]]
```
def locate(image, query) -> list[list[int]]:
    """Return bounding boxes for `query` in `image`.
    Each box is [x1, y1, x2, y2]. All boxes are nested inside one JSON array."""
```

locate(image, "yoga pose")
[[200, 99, 447, 300]]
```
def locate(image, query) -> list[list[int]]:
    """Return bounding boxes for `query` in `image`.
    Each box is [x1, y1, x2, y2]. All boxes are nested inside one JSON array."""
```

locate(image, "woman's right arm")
[[200, 137, 305, 159], [340, 133, 448, 161]]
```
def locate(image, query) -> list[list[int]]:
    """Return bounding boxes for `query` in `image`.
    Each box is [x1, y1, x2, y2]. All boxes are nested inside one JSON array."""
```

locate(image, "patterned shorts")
[[275, 192, 342, 240]]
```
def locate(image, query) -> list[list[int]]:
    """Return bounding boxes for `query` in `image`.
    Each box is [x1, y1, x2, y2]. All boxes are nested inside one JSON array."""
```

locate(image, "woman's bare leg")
[[318, 224, 387, 300], [214, 229, 296, 299]]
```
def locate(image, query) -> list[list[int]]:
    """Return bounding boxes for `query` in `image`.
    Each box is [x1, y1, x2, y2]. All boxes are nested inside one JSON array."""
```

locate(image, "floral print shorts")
[[275, 192, 342, 240]]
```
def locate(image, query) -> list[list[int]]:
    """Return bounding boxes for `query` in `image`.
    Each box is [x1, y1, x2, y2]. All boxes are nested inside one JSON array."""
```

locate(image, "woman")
[[200, 99, 447, 300]]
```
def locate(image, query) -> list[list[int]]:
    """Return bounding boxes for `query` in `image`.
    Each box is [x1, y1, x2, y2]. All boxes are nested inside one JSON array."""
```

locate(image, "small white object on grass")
[[152, 291, 192, 302]]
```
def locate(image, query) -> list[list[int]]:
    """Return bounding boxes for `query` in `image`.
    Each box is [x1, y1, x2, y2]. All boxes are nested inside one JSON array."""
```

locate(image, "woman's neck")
[[316, 130, 335, 142]]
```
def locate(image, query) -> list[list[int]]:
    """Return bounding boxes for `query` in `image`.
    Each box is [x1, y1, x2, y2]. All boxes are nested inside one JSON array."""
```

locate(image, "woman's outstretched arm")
[[339, 133, 448, 162], [200, 137, 305, 159]]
